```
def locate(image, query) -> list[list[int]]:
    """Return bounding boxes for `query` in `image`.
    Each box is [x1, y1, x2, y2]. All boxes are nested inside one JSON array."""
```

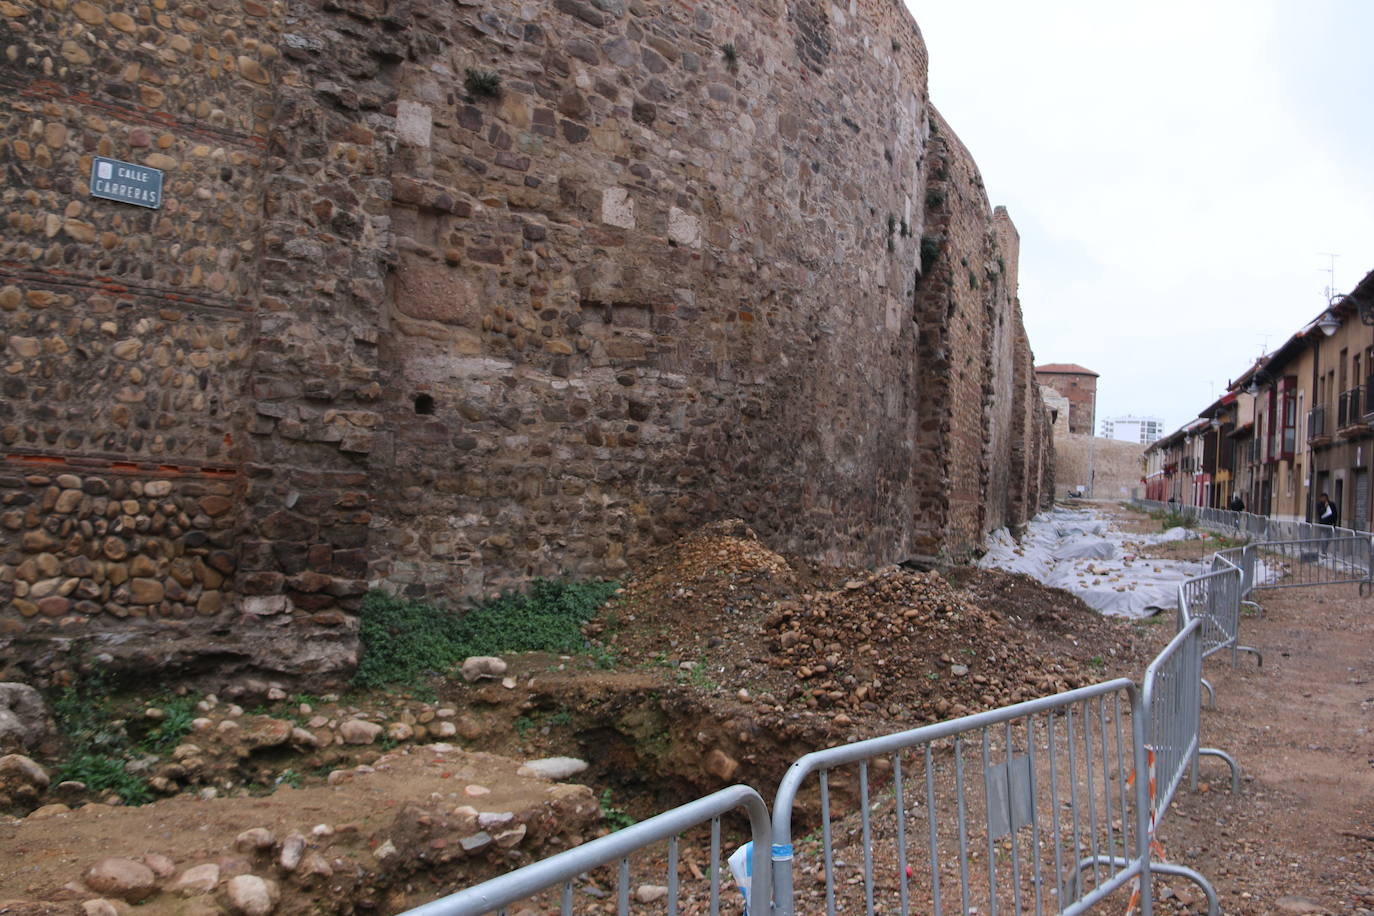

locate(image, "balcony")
[[1338, 387, 1370, 437], [1308, 405, 1331, 446]]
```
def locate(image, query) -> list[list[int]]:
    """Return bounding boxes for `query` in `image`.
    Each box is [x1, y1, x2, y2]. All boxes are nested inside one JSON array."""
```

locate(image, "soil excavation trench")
[[0, 508, 1370, 915]]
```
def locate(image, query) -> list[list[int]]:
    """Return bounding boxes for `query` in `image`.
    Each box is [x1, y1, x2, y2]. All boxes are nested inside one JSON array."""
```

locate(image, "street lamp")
[[1317, 311, 1341, 336]]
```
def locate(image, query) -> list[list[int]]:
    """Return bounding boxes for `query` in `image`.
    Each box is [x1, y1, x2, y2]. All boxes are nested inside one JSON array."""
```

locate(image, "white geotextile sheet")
[[978, 507, 1206, 618]]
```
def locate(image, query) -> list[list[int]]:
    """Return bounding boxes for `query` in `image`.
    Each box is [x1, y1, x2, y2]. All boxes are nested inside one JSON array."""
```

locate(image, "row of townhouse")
[[1146, 268, 1374, 528]]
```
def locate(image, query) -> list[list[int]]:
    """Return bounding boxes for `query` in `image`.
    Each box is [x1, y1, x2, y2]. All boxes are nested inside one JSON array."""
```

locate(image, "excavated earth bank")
[[0, 519, 1179, 914]]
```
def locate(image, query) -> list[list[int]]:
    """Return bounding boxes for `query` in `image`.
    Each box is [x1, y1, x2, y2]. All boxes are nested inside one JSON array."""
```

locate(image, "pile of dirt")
[[763, 566, 1117, 723], [604, 521, 1150, 734]]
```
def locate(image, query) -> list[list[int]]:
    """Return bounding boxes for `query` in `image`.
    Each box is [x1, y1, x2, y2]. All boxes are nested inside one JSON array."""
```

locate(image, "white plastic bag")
[[727, 842, 754, 915]]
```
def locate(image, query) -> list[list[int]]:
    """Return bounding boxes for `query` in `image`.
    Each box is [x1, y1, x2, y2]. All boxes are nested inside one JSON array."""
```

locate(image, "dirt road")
[[1145, 579, 1374, 914]]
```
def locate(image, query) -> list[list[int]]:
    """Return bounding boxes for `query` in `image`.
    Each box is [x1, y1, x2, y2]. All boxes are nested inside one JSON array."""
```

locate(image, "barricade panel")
[[1142, 619, 1204, 826], [401, 785, 772, 916], [770, 680, 1153, 916]]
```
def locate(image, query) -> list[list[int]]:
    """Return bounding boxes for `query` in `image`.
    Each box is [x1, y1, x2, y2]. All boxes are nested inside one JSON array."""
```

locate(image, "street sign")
[[89, 156, 163, 209]]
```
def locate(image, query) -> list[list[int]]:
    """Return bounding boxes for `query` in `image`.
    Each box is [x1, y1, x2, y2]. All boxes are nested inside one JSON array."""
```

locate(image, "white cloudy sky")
[[907, 0, 1374, 434]]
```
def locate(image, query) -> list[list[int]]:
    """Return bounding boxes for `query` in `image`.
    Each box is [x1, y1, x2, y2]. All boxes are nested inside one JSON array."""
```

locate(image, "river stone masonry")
[[0, 0, 1053, 685]]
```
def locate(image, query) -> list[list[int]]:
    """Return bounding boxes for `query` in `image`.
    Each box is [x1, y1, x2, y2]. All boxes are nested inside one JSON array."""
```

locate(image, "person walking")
[[1317, 492, 1339, 528]]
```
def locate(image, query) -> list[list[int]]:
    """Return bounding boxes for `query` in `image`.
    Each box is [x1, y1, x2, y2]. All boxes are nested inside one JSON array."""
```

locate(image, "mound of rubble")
[[765, 566, 1114, 724], [611, 521, 1147, 734]]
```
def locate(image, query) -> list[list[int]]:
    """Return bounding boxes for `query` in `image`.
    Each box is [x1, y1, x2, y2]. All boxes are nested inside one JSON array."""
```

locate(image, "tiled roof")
[[1034, 363, 1099, 377]]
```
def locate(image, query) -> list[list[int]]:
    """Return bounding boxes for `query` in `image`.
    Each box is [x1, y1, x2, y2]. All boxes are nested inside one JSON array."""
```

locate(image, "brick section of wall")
[[0, 0, 1054, 684], [911, 110, 1043, 557], [1036, 370, 1097, 436]]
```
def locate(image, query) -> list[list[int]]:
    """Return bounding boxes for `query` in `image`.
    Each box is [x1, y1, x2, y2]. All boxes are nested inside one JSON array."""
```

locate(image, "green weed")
[[140, 694, 197, 752], [677, 659, 716, 691], [599, 789, 636, 830], [59, 749, 152, 806], [919, 235, 942, 274], [352, 579, 619, 689], [464, 68, 502, 98], [50, 672, 154, 805], [1160, 509, 1197, 530]]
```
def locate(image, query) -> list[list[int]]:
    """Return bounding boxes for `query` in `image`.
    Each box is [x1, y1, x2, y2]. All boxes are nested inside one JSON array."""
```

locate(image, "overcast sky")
[[908, 0, 1374, 434]]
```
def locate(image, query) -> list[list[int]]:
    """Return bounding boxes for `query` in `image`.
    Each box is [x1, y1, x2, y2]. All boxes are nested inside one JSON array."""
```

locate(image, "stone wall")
[[1055, 436, 1143, 500], [0, 0, 1054, 685], [909, 114, 1047, 554]]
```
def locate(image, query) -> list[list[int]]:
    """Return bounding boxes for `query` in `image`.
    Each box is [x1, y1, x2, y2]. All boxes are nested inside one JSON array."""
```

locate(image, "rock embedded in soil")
[[81, 900, 120, 916], [28, 803, 71, 818], [278, 833, 306, 872], [144, 854, 176, 880], [298, 851, 333, 879], [0, 753, 50, 801], [0, 683, 52, 751], [518, 757, 589, 780], [460, 656, 508, 682], [494, 825, 527, 848], [225, 875, 278, 916], [83, 857, 158, 903], [704, 748, 739, 781], [339, 719, 382, 744], [235, 828, 276, 854], [169, 863, 221, 897], [636, 886, 669, 904]]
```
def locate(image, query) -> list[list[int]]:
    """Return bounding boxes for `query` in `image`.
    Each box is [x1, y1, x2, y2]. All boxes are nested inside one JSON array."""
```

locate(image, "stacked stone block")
[[0, 0, 1055, 684], [0, 469, 237, 650]]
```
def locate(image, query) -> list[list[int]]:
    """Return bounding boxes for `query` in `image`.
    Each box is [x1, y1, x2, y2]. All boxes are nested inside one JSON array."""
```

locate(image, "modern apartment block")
[[1101, 416, 1164, 444]]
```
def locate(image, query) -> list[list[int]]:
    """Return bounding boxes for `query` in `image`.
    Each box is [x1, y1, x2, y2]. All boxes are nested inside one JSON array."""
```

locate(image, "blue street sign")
[[89, 156, 163, 209]]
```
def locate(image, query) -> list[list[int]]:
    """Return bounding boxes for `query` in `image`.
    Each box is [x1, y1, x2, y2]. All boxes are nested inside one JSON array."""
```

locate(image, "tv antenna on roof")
[[1318, 252, 1340, 300]]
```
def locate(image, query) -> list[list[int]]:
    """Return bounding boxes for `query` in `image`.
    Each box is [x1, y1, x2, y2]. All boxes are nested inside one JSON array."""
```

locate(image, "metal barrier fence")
[[769, 679, 1163, 916], [1178, 557, 1259, 667], [404, 677, 1227, 916], [1142, 619, 1238, 834], [1133, 498, 1374, 596], [403, 785, 772, 916], [1243, 537, 1372, 594]]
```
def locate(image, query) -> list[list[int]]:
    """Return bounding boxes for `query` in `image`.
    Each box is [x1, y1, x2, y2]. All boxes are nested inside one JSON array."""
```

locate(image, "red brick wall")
[[1036, 371, 1097, 435]]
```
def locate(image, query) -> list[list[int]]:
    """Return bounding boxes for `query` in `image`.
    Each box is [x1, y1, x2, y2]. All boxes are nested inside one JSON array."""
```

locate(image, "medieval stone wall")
[[1056, 436, 1143, 500], [0, 0, 1054, 684]]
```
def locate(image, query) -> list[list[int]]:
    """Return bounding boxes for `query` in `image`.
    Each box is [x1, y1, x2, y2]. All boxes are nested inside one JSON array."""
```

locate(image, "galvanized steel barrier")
[[406, 680, 1226, 916], [769, 679, 1162, 916], [1178, 557, 1260, 667], [402, 785, 772, 916], [1142, 619, 1238, 830], [1242, 536, 1372, 595], [1132, 498, 1374, 597]]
